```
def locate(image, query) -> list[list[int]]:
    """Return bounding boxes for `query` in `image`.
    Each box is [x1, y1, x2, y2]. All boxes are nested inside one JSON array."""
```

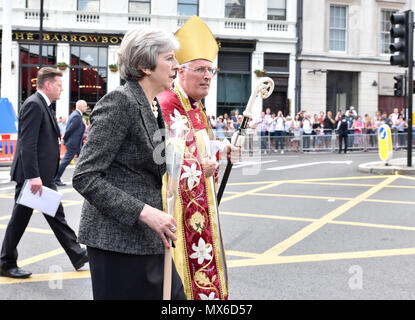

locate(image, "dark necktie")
[[49, 104, 55, 117]]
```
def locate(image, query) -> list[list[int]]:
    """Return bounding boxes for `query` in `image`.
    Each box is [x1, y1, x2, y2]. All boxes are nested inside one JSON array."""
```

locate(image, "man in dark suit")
[[0, 67, 88, 279], [54, 100, 87, 186]]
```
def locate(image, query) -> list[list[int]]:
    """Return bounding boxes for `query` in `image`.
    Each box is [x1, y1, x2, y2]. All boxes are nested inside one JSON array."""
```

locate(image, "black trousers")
[[338, 133, 348, 153], [55, 145, 79, 182], [0, 182, 85, 269], [87, 246, 186, 300]]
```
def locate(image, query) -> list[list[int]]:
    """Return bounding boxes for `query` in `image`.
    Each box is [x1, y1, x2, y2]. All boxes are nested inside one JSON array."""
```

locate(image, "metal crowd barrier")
[[213, 129, 414, 154], [0, 134, 17, 163]]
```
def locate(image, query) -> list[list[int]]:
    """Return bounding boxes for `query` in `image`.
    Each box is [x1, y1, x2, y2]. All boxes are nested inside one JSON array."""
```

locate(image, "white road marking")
[[232, 160, 278, 169], [0, 171, 11, 184], [266, 161, 353, 171]]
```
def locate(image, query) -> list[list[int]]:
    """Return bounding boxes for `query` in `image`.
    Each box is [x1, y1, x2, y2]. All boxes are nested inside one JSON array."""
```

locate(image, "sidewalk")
[[0, 162, 11, 168], [358, 157, 415, 175]]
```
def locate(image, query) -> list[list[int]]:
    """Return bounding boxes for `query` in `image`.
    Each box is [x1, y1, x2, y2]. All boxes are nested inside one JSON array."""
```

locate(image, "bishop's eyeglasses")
[[181, 66, 218, 76]]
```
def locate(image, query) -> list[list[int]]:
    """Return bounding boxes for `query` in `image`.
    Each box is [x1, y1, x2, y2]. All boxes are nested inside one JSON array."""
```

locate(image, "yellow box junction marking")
[[1, 174, 415, 285]]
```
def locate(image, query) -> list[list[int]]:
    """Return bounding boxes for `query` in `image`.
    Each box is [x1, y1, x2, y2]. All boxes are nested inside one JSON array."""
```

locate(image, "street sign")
[[378, 124, 393, 162]]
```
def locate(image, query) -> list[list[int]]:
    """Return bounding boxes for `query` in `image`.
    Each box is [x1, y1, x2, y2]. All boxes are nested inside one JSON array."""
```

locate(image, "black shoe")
[[0, 266, 32, 279], [73, 251, 89, 271], [55, 180, 66, 187]]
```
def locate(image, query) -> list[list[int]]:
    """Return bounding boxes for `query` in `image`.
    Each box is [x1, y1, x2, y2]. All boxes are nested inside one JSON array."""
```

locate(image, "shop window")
[[19, 44, 56, 110], [129, 0, 151, 14], [225, 0, 245, 19], [70, 46, 107, 111], [178, 0, 198, 16]]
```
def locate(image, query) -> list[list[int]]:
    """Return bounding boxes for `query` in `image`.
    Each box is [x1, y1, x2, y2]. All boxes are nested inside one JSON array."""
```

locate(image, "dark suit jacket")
[[63, 109, 85, 153], [11, 91, 61, 185], [72, 81, 167, 255]]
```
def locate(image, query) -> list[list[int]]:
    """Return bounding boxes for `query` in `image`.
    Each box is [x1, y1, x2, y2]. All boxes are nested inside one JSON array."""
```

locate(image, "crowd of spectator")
[[209, 106, 409, 154]]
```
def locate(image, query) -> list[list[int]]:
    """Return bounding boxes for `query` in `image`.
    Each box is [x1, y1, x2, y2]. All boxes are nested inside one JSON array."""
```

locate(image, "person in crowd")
[[233, 111, 242, 131], [382, 112, 392, 127], [337, 114, 350, 153], [363, 113, 375, 151], [395, 114, 407, 148], [58, 116, 66, 135], [246, 118, 256, 156], [158, 16, 241, 300], [72, 26, 186, 300], [335, 110, 343, 122], [312, 113, 321, 149], [284, 115, 293, 151], [54, 100, 88, 186], [209, 115, 217, 129], [323, 111, 336, 149], [231, 110, 240, 126], [223, 113, 233, 141], [302, 113, 313, 151], [268, 112, 277, 151], [273, 110, 285, 154], [346, 109, 356, 148], [215, 115, 226, 140], [345, 106, 357, 118], [374, 112, 383, 130], [352, 115, 363, 149], [291, 114, 302, 152], [236, 114, 243, 131], [256, 111, 268, 154], [0, 67, 88, 279], [390, 107, 400, 126]]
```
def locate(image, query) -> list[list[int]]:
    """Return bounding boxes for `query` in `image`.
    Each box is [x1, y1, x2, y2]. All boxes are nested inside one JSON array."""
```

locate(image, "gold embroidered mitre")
[[174, 15, 219, 64]]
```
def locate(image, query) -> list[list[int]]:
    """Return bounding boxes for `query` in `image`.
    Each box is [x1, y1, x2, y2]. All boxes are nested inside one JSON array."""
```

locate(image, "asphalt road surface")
[[1, 150, 415, 300]]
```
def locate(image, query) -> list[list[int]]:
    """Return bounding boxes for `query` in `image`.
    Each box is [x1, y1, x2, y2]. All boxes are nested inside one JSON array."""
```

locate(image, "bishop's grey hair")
[[118, 26, 179, 81]]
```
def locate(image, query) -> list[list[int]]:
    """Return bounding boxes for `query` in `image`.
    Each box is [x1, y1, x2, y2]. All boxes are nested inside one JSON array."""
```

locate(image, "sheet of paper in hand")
[[16, 179, 63, 217]]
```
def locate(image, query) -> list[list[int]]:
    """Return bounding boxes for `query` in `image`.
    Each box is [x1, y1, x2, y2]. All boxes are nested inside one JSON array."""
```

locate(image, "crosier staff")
[[217, 77, 275, 204]]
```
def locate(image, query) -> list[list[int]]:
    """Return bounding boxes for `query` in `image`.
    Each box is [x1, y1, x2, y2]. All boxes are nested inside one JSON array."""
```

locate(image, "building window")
[[26, 0, 51, 8], [178, 0, 198, 16], [329, 5, 347, 51], [225, 0, 245, 19], [326, 71, 358, 115], [264, 53, 289, 73], [267, 0, 286, 21], [19, 44, 56, 109], [381, 9, 396, 54], [129, 0, 151, 14], [70, 46, 107, 110], [78, 0, 100, 12], [217, 51, 251, 116]]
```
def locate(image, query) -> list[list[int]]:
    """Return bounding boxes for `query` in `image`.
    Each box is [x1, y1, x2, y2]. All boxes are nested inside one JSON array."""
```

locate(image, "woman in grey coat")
[[72, 26, 185, 300]]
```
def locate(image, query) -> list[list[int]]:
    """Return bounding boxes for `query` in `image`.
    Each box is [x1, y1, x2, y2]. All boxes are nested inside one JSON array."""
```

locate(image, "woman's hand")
[[139, 204, 177, 249]]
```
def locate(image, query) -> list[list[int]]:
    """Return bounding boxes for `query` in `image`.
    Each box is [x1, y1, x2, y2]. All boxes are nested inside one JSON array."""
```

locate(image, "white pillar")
[[205, 57, 218, 117], [251, 51, 264, 121], [107, 45, 120, 93], [288, 53, 296, 116], [55, 43, 71, 120], [10, 41, 19, 114], [1, 0, 13, 103]]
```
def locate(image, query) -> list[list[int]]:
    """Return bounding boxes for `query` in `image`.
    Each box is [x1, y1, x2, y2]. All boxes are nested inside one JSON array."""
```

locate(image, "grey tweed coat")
[[72, 81, 166, 255]]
